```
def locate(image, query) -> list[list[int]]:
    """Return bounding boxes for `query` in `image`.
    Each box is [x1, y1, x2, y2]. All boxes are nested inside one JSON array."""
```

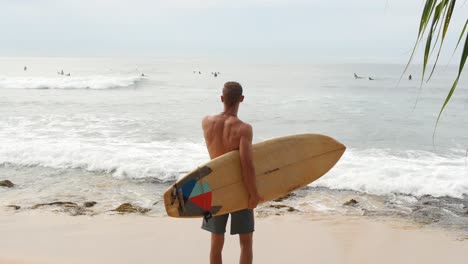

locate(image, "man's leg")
[[239, 233, 253, 264], [230, 209, 255, 264], [202, 214, 229, 264], [210, 233, 225, 264]]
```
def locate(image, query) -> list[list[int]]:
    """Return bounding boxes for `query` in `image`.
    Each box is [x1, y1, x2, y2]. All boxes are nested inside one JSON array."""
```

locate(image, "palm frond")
[[413, 0, 447, 108], [398, 0, 437, 86], [454, 18, 468, 53], [428, 0, 455, 81], [434, 29, 468, 139]]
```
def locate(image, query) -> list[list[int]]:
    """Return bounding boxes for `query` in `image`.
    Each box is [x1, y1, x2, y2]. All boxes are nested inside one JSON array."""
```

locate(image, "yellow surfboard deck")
[[164, 134, 345, 218]]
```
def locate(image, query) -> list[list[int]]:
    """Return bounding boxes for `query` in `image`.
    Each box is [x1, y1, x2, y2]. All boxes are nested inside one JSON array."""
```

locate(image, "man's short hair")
[[223, 82, 243, 107]]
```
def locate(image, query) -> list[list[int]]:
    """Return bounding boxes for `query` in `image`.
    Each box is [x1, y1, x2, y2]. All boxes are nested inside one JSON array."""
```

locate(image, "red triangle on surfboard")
[[189, 192, 212, 212]]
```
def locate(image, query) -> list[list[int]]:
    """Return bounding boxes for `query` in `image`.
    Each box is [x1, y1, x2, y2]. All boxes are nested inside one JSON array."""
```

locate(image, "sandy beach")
[[2, 0, 468, 263], [1, 211, 467, 264]]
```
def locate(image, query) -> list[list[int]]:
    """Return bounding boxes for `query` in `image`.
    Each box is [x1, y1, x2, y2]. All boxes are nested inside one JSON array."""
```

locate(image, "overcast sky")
[[1, 0, 467, 63]]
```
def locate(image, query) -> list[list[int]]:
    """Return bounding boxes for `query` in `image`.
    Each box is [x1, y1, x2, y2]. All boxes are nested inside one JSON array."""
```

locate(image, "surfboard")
[[164, 134, 345, 218]]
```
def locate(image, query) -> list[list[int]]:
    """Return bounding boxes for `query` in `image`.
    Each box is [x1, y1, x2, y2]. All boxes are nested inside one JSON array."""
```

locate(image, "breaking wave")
[[0, 75, 145, 90]]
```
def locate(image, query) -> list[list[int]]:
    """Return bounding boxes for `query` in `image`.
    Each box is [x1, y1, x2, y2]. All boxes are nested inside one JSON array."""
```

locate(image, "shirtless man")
[[201, 81, 263, 264]]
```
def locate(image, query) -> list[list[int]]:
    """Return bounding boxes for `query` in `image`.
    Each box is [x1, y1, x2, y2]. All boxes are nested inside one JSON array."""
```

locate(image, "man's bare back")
[[202, 111, 261, 210], [202, 113, 252, 159]]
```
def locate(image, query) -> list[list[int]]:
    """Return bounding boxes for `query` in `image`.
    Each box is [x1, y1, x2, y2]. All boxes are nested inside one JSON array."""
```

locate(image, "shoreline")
[[1, 211, 467, 264]]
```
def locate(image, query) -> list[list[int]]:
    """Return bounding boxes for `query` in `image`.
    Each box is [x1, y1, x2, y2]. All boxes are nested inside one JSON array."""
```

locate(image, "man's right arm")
[[238, 123, 262, 209]]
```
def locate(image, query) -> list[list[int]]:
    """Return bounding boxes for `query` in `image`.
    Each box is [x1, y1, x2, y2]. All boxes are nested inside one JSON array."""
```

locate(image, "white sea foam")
[[0, 138, 208, 181], [0, 75, 145, 89], [314, 148, 468, 198], [1, 134, 467, 197]]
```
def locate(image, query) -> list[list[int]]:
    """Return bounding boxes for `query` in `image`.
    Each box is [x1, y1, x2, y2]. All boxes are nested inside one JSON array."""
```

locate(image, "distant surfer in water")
[[409, 74, 412, 80], [201, 81, 263, 264], [354, 73, 364, 79]]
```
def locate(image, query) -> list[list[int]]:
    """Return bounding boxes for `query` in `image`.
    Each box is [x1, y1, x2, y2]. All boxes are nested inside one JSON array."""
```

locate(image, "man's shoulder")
[[238, 121, 252, 136], [202, 114, 217, 124], [202, 114, 224, 130]]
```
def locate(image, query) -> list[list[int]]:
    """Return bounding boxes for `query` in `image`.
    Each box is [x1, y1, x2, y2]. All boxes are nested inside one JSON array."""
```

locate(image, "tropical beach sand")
[[0, 212, 467, 264]]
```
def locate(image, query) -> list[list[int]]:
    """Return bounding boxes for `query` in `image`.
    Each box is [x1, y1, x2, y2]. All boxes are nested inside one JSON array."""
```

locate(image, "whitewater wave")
[[0, 135, 467, 198], [0, 75, 145, 90], [313, 148, 468, 198], [0, 138, 208, 181]]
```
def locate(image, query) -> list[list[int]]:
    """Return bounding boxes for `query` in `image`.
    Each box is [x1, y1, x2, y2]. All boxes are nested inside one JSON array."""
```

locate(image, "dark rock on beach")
[[31, 201, 77, 209], [6, 205, 21, 210], [269, 204, 289, 209], [31, 201, 89, 216], [343, 199, 359, 207], [0, 180, 14, 188], [83, 201, 97, 208], [268, 204, 298, 212], [273, 193, 296, 202], [113, 203, 151, 214]]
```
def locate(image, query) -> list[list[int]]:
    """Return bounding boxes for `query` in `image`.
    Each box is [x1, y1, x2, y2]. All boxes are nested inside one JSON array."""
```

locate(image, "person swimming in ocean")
[[354, 73, 363, 79]]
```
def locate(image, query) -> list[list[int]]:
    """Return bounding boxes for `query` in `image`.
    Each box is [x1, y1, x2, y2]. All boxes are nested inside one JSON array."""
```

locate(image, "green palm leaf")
[[414, 0, 447, 108], [434, 29, 468, 138], [429, 0, 448, 58], [427, 0, 455, 81], [454, 18, 468, 53], [399, 0, 437, 85]]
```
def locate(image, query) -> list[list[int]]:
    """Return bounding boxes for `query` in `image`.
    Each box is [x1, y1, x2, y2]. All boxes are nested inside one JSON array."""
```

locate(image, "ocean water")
[[0, 57, 467, 231]]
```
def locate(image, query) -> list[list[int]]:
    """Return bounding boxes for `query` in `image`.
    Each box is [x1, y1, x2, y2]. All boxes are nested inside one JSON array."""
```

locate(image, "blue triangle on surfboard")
[[181, 178, 197, 199], [189, 181, 211, 198]]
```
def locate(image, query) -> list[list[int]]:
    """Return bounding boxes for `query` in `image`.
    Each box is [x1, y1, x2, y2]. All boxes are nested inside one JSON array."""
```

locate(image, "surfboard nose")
[[296, 133, 346, 154], [334, 139, 346, 153], [326, 135, 346, 159]]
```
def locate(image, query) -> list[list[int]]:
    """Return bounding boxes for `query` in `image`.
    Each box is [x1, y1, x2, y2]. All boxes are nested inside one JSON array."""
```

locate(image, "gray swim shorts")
[[201, 209, 254, 235]]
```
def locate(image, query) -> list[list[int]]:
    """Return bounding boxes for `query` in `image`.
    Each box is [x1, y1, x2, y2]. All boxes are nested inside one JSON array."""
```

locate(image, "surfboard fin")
[[203, 211, 212, 223]]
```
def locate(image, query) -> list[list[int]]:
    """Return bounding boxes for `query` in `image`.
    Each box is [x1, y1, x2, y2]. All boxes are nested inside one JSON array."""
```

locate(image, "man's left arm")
[[238, 124, 262, 209]]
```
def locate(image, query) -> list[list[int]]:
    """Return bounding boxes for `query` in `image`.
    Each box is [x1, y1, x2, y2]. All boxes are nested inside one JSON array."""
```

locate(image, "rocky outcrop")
[[268, 204, 298, 212], [31, 201, 89, 216], [6, 205, 21, 210], [31, 202, 77, 209], [83, 201, 97, 208], [273, 193, 296, 202], [0, 180, 14, 188], [112, 203, 150, 214], [343, 199, 359, 207]]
